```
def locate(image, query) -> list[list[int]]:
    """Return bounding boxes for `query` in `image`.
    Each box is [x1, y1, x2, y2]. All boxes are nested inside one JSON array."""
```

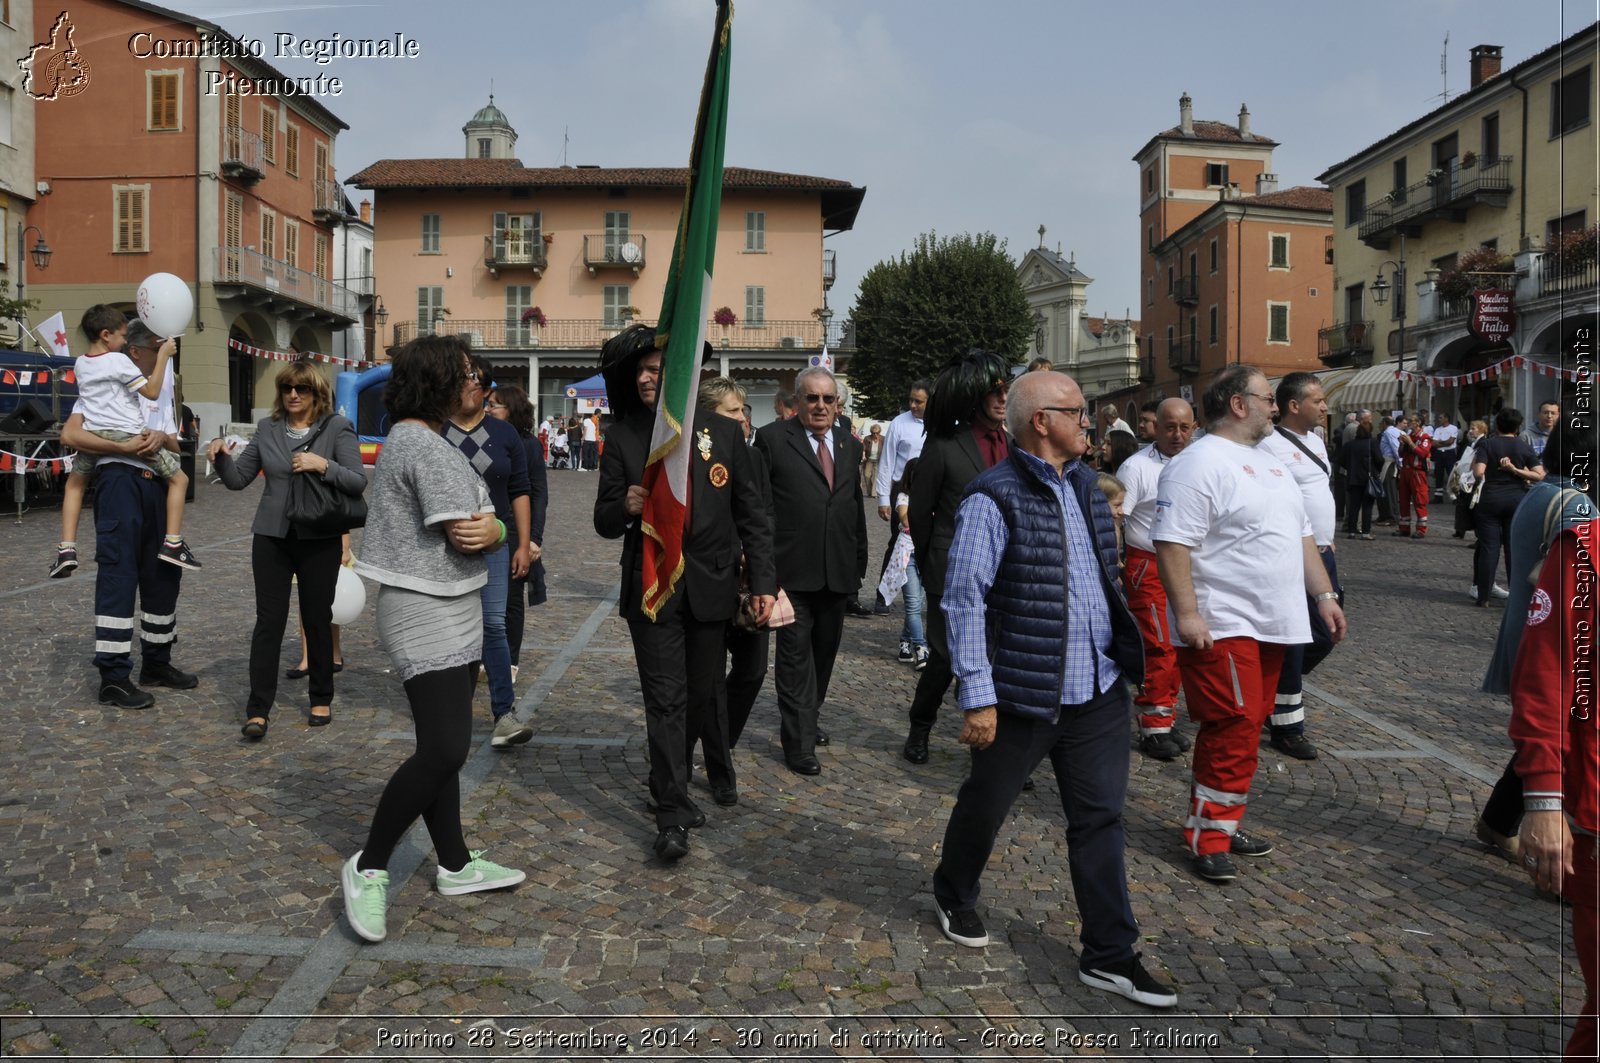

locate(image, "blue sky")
[[199, 0, 1596, 324]]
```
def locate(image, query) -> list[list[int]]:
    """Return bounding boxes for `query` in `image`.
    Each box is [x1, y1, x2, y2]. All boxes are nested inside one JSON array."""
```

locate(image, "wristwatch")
[[1313, 591, 1339, 603]]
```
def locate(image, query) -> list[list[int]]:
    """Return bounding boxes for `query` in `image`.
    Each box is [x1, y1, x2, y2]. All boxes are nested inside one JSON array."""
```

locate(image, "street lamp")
[[15, 223, 52, 350], [817, 305, 833, 349], [1368, 233, 1407, 415]]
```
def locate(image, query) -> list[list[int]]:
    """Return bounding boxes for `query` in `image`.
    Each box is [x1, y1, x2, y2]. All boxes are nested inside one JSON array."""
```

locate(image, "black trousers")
[[506, 572, 527, 665], [247, 530, 342, 716], [907, 592, 954, 732], [359, 663, 472, 872], [1482, 756, 1523, 836], [773, 589, 845, 761], [1473, 490, 1522, 603], [932, 685, 1139, 969], [725, 622, 770, 749], [1342, 485, 1374, 534], [627, 605, 726, 828]]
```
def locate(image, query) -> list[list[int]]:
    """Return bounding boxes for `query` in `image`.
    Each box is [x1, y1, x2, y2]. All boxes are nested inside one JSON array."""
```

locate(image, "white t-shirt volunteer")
[[1117, 442, 1171, 554], [1152, 432, 1313, 646], [1259, 426, 1335, 546], [1431, 423, 1460, 453]]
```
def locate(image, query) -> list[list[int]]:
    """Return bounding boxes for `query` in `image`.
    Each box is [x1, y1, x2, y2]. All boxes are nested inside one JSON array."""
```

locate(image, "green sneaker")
[[341, 852, 388, 942], [436, 850, 526, 896]]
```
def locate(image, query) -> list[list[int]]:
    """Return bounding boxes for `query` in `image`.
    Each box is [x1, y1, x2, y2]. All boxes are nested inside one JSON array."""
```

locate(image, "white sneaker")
[[509, 664, 519, 684], [1469, 585, 1479, 601], [436, 850, 526, 895], [491, 713, 533, 748], [896, 641, 915, 663], [1491, 584, 1509, 599], [341, 852, 389, 943]]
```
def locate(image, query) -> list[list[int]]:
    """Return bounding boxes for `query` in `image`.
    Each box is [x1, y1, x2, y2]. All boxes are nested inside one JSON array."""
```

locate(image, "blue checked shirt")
[[943, 448, 1119, 712]]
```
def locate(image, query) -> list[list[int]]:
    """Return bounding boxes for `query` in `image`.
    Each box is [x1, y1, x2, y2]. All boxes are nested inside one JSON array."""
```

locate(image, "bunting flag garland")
[[226, 337, 372, 369], [1, 366, 75, 386], [1394, 353, 1588, 388], [0, 446, 72, 474]]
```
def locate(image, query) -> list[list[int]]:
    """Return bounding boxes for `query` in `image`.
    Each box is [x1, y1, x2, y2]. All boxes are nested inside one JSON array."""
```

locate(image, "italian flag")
[[639, 0, 733, 621]]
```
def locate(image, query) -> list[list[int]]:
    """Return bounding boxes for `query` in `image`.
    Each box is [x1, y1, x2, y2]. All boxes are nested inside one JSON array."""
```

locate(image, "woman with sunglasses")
[[208, 358, 367, 737], [442, 347, 533, 748]]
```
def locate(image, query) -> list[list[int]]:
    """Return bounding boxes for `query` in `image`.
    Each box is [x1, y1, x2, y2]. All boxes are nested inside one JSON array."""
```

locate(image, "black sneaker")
[[1269, 732, 1319, 760], [1229, 830, 1274, 858], [1078, 953, 1178, 1008], [1173, 729, 1192, 752], [897, 640, 916, 663], [653, 826, 689, 861], [1140, 733, 1183, 761], [158, 540, 202, 570], [140, 663, 198, 689], [934, 900, 988, 948], [49, 546, 78, 579], [1193, 851, 1237, 882], [99, 680, 154, 710]]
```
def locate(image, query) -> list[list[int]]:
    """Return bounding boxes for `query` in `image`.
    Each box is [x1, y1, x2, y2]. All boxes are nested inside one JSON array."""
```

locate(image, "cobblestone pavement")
[[0, 469, 1580, 1060]]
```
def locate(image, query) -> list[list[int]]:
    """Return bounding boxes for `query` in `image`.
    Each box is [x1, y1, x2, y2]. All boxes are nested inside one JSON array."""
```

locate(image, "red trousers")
[[1177, 638, 1285, 855], [1125, 547, 1180, 736], [1568, 836, 1599, 1061], [1398, 467, 1429, 536]]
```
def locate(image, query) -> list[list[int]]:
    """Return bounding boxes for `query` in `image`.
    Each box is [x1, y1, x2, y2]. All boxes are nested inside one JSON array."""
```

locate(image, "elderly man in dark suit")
[[902, 350, 1013, 764], [754, 366, 867, 775], [594, 327, 775, 861]]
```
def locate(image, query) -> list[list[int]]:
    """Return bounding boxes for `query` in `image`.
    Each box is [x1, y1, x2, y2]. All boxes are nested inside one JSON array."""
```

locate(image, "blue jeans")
[[480, 546, 514, 719], [899, 553, 926, 647]]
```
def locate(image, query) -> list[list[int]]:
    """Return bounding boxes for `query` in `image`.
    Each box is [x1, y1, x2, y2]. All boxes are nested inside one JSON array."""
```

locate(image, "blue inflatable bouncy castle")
[[335, 363, 390, 465]]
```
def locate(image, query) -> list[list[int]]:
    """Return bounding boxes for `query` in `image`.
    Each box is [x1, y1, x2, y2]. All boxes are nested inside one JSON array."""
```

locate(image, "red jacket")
[[1510, 517, 1600, 834], [1400, 431, 1431, 471]]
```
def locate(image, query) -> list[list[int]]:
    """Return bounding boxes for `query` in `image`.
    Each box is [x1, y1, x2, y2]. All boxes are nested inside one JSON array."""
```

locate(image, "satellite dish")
[[620, 241, 642, 264]]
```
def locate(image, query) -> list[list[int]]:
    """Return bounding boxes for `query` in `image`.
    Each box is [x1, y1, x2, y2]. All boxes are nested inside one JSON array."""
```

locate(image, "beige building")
[[1317, 26, 1599, 420], [349, 100, 864, 422], [1015, 243, 1140, 411]]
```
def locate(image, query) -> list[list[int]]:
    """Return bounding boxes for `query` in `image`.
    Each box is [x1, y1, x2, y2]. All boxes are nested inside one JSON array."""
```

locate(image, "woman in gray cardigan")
[[207, 359, 367, 737]]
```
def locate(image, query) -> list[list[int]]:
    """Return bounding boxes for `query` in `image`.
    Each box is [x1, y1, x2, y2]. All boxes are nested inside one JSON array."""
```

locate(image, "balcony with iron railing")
[[390, 317, 838, 352], [1317, 319, 1375, 368], [1169, 275, 1199, 305], [484, 234, 549, 274], [214, 246, 359, 322], [583, 233, 646, 275], [1358, 155, 1513, 248], [1166, 334, 1200, 372], [222, 127, 264, 183], [314, 178, 344, 221], [1539, 253, 1598, 299]]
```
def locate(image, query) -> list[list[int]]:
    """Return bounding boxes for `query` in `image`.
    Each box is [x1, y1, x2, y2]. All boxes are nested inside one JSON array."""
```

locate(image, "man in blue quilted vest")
[[929, 371, 1177, 1009]]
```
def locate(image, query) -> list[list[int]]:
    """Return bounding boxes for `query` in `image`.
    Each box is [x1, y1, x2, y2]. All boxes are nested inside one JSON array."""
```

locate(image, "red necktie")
[[814, 431, 834, 489]]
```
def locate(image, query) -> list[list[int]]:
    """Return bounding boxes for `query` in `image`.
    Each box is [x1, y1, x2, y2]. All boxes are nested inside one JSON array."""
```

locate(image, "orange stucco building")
[[349, 100, 865, 423], [25, 0, 358, 434], [1127, 95, 1333, 411]]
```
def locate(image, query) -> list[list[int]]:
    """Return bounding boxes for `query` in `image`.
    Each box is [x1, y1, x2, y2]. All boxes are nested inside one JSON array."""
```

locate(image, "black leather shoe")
[[844, 599, 874, 618], [1021, 776, 1036, 792], [99, 681, 154, 709], [140, 663, 198, 689], [903, 730, 930, 764], [653, 827, 689, 861], [815, 729, 830, 746], [711, 785, 738, 807], [787, 755, 822, 775]]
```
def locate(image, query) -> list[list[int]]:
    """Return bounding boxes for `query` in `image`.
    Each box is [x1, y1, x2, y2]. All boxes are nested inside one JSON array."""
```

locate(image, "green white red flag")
[[639, 0, 732, 620]]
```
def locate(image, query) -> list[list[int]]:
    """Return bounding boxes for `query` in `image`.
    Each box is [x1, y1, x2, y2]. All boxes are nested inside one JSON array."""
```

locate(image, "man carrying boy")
[[58, 316, 197, 708], [51, 306, 198, 577]]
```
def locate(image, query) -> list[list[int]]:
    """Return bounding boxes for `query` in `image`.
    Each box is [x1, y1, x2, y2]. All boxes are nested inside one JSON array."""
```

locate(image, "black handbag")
[[285, 419, 367, 535]]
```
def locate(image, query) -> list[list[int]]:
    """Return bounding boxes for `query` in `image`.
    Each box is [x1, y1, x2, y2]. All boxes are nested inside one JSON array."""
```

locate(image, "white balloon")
[[136, 272, 194, 337], [330, 565, 367, 625]]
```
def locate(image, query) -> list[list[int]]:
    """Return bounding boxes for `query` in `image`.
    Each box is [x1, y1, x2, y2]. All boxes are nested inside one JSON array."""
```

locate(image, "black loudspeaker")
[[0, 398, 53, 435]]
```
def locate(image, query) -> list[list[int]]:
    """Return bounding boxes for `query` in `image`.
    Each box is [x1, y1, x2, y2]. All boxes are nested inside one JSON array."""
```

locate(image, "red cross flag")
[[38, 312, 71, 359]]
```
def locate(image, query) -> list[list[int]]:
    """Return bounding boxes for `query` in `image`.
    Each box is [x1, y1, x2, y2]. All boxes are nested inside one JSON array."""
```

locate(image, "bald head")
[[1007, 371, 1090, 468], [1153, 397, 1196, 457]]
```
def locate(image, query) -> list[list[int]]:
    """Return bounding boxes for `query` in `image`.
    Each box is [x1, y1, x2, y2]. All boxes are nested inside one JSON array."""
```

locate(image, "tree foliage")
[[846, 231, 1032, 420]]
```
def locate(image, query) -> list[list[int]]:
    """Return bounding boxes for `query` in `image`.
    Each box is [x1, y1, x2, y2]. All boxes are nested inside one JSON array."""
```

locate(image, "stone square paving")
[[0, 466, 1582, 1060]]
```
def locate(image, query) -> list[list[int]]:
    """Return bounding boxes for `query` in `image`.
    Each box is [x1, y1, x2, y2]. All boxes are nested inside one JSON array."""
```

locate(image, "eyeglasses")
[[1039, 405, 1088, 422], [486, 401, 507, 411], [803, 393, 838, 406], [1244, 392, 1277, 406], [279, 382, 314, 396]]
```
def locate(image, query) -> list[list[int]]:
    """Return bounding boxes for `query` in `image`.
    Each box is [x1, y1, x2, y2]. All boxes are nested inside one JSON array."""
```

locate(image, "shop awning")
[[1329, 362, 1415, 415]]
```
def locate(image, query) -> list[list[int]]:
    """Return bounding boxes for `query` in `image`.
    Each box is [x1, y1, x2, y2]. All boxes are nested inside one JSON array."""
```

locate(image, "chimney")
[[1470, 45, 1503, 88], [358, 200, 371, 224], [1256, 172, 1278, 195], [1238, 103, 1251, 140], [1179, 92, 1193, 135]]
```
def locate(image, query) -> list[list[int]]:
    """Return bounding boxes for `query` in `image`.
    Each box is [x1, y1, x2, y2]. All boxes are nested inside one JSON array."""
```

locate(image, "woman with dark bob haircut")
[[485, 384, 548, 676], [208, 357, 365, 736], [340, 336, 526, 945]]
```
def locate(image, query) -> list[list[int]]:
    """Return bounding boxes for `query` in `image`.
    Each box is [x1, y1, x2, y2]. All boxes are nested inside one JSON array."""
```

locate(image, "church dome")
[[464, 97, 512, 131]]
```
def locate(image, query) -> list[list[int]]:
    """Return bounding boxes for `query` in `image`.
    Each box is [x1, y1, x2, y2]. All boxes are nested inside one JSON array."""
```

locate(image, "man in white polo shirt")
[[1153, 365, 1346, 884], [1118, 396, 1196, 760], [1258, 372, 1339, 762]]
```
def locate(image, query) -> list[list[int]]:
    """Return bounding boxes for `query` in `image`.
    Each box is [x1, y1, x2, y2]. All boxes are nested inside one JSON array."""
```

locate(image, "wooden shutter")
[[260, 106, 277, 163], [314, 232, 328, 280], [224, 193, 242, 278], [148, 73, 178, 130], [285, 124, 300, 175], [116, 187, 146, 252], [283, 222, 299, 269]]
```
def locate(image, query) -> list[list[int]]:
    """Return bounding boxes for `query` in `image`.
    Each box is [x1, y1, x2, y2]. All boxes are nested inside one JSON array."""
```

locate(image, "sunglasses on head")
[[279, 382, 315, 396]]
